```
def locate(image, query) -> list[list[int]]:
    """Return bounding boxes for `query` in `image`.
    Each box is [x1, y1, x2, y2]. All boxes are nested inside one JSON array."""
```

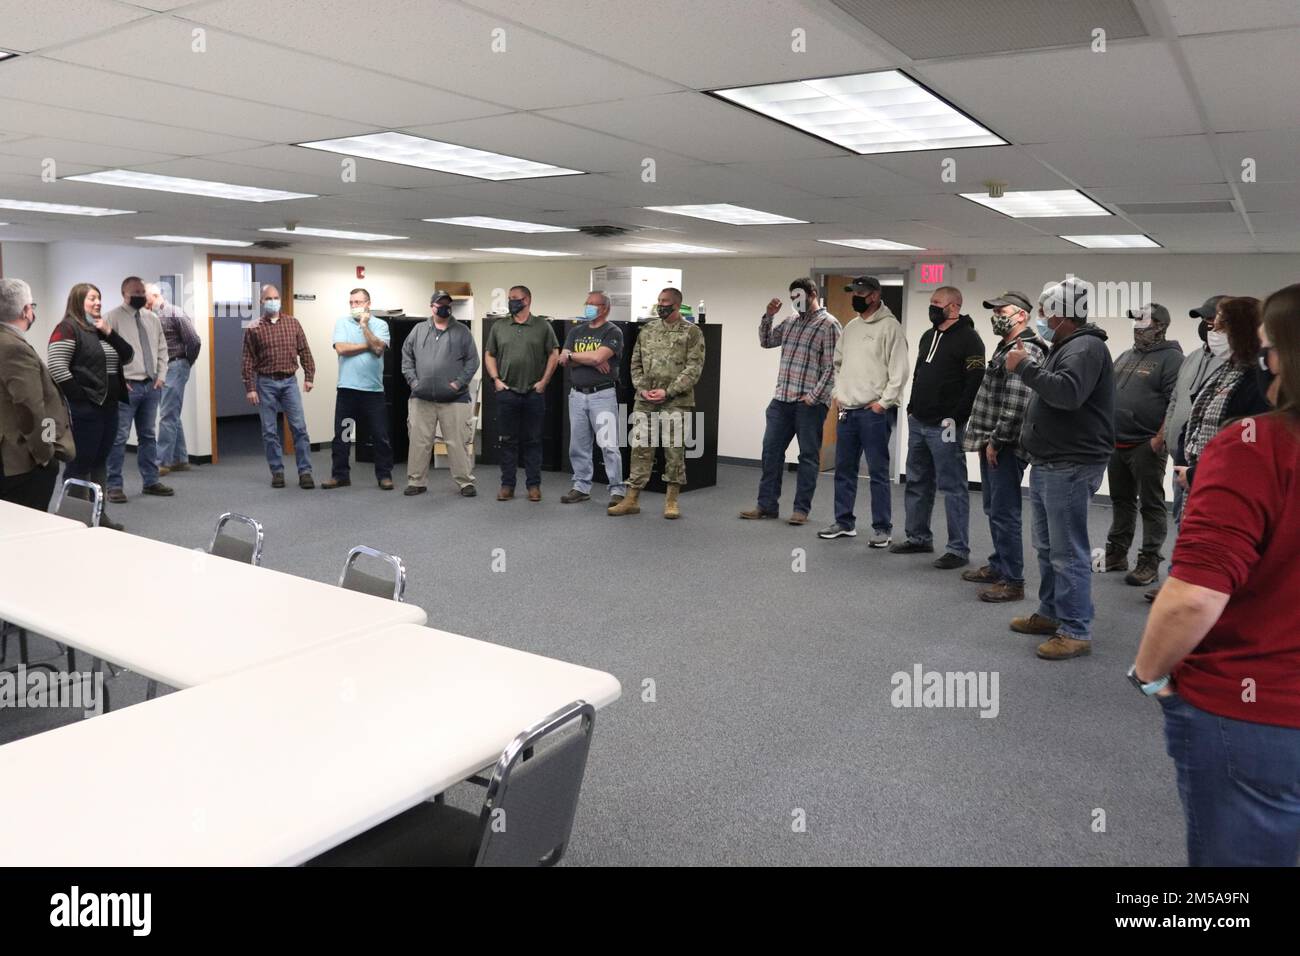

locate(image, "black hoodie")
[[907, 315, 986, 425], [1015, 323, 1115, 464]]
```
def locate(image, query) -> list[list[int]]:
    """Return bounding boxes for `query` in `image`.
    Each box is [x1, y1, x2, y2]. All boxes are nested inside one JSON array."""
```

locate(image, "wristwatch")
[[1126, 665, 1170, 697]]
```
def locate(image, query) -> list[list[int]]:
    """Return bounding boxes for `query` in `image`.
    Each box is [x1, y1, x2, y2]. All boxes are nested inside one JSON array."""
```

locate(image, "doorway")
[[207, 255, 293, 463]]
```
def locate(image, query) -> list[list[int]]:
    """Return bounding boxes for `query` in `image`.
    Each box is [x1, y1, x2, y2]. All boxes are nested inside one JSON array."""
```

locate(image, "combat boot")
[[608, 487, 640, 516], [664, 484, 680, 519]]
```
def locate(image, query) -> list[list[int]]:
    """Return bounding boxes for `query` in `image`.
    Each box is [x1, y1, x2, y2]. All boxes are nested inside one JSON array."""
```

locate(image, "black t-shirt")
[[564, 320, 622, 389]]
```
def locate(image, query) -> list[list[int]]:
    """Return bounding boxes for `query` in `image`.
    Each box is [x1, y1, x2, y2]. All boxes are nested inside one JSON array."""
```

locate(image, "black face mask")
[[1256, 358, 1276, 404], [507, 299, 525, 315], [657, 305, 675, 319], [1198, 319, 1210, 344], [852, 295, 871, 314], [129, 295, 147, 310], [928, 304, 947, 326], [434, 305, 452, 319]]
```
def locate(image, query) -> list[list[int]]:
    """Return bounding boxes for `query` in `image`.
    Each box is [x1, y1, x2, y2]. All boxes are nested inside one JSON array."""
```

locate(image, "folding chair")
[[338, 545, 407, 602]]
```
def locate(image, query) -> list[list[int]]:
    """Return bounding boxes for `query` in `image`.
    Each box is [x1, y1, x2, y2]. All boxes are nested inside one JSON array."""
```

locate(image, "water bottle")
[[697, 300, 706, 325]]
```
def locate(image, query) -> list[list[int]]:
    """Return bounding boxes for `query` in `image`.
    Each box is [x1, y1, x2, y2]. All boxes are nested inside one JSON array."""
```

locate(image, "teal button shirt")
[[333, 315, 390, 392]]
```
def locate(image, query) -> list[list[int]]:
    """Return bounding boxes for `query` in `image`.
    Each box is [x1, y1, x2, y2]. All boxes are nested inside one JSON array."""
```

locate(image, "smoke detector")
[[983, 180, 1007, 198]]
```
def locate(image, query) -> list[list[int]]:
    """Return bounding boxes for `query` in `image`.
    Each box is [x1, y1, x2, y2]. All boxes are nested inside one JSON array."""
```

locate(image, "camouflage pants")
[[627, 400, 692, 488]]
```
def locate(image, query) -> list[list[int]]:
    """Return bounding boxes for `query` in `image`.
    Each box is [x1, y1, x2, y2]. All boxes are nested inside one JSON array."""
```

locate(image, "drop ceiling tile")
[[0, 0, 149, 52], [1184, 28, 1300, 131]]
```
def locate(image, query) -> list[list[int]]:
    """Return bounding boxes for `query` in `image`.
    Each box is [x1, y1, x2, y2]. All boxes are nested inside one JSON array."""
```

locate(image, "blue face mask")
[[583, 304, 600, 320], [1036, 317, 1055, 343]]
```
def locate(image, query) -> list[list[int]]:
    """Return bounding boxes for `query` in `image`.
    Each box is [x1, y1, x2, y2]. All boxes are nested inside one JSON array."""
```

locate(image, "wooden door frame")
[[206, 254, 293, 464]]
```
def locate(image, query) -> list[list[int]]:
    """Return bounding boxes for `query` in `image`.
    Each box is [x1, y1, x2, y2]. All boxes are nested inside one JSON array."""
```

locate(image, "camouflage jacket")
[[631, 318, 705, 407]]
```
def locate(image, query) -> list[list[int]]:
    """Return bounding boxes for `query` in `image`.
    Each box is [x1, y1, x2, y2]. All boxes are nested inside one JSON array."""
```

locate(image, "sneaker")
[[527, 486, 541, 502], [460, 485, 477, 498], [1103, 549, 1129, 572], [888, 540, 934, 554], [299, 473, 314, 489], [1144, 583, 1162, 603], [142, 483, 174, 497], [497, 486, 514, 501], [106, 488, 128, 504], [1010, 613, 1061, 635], [378, 478, 395, 491], [787, 512, 808, 526], [404, 485, 427, 496], [1125, 554, 1161, 587], [271, 472, 286, 488], [561, 489, 590, 504], [817, 523, 857, 539], [961, 564, 1000, 584], [321, 478, 351, 489], [933, 552, 969, 570], [979, 582, 1025, 603], [738, 507, 779, 520], [1036, 634, 1092, 660], [868, 531, 892, 548]]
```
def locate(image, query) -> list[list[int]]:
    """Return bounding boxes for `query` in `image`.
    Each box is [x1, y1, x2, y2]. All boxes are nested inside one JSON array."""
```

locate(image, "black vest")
[[61, 318, 129, 407]]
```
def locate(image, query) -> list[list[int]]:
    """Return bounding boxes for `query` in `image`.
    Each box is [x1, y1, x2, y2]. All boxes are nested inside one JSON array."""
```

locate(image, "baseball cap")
[[844, 275, 882, 293], [430, 289, 454, 304], [1189, 295, 1226, 320], [982, 291, 1032, 313], [1039, 278, 1090, 321], [1127, 303, 1171, 327]]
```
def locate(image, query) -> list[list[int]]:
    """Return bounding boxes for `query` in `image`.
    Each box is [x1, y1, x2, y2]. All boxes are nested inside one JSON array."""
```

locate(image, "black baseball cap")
[[1190, 295, 1226, 320], [982, 291, 1032, 313], [431, 290, 454, 304], [844, 275, 882, 293]]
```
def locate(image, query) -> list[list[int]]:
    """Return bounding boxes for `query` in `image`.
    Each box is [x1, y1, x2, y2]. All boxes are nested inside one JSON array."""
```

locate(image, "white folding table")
[[0, 501, 86, 542], [0, 623, 622, 865], [0, 526, 427, 688]]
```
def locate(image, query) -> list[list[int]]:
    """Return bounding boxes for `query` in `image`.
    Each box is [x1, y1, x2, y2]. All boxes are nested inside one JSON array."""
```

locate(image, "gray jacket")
[[1112, 339, 1183, 444], [1016, 324, 1116, 465], [401, 319, 479, 403], [1163, 345, 1226, 453]]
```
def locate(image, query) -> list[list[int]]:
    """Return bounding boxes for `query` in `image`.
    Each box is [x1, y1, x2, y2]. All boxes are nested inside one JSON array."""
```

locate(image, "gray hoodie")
[[401, 319, 479, 403], [1112, 339, 1183, 444], [1015, 324, 1115, 464]]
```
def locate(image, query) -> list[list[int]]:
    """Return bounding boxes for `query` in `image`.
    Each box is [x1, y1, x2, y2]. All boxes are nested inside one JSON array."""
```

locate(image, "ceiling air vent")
[[577, 224, 632, 237], [1117, 201, 1236, 215], [252, 239, 292, 249]]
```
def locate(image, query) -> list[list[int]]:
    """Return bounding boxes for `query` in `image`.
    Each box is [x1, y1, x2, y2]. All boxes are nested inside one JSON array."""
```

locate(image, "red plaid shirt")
[[241, 314, 315, 391]]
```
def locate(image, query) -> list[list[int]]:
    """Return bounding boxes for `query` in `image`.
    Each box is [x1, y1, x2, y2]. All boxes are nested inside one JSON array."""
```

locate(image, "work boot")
[[962, 564, 1000, 584], [664, 484, 680, 519], [979, 581, 1025, 603], [1010, 613, 1061, 635], [1125, 553, 1161, 587], [1103, 547, 1129, 572], [608, 487, 640, 516], [1036, 634, 1092, 660]]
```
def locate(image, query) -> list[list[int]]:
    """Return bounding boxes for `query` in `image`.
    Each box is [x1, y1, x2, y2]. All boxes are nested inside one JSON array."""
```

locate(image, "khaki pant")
[[407, 397, 476, 489]]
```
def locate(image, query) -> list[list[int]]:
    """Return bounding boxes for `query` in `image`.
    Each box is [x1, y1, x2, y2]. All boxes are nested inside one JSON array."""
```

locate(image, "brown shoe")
[[271, 472, 286, 488], [1125, 553, 1161, 587], [979, 581, 1025, 603], [378, 478, 395, 491], [527, 486, 541, 502], [299, 472, 315, 489], [1010, 613, 1061, 635], [738, 506, 779, 519], [107, 488, 128, 504], [1036, 634, 1092, 660], [1103, 548, 1129, 572], [787, 511, 807, 525], [560, 489, 590, 503], [961, 564, 1000, 584], [320, 478, 351, 490], [497, 486, 514, 501], [158, 465, 171, 476], [167, 462, 191, 473]]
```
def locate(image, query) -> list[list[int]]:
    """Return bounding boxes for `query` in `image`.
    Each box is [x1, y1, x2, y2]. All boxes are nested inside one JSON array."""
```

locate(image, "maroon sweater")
[[1171, 413, 1300, 728]]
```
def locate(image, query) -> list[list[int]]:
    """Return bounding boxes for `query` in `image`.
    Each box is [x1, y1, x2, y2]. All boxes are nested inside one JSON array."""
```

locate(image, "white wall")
[[0, 240, 48, 320]]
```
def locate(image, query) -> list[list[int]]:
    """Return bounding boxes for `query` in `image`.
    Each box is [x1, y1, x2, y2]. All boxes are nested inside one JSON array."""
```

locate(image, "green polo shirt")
[[486, 313, 558, 392]]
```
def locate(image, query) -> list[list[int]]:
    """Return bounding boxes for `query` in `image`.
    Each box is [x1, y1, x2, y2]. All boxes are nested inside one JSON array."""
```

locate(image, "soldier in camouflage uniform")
[[608, 287, 705, 519]]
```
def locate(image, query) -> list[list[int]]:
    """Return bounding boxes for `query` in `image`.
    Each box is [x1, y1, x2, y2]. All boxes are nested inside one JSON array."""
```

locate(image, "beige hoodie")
[[832, 303, 909, 409]]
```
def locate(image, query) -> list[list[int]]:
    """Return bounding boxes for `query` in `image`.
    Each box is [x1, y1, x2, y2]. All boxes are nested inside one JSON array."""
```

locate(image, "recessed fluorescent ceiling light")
[[819, 238, 924, 251], [472, 247, 578, 257], [349, 251, 448, 260], [298, 132, 583, 181], [0, 198, 134, 216], [0, 52, 14, 62], [620, 242, 734, 254], [424, 216, 577, 234], [960, 189, 1110, 218], [644, 203, 806, 225], [713, 70, 1004, 154], [65, 170, 315, 202], [260, 227, 406, 241], [137, 235, 253, 247], [1060, 234, 1161, 249]]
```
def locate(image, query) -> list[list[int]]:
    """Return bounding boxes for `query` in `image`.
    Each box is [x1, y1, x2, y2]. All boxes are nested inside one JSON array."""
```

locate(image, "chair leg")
[[67, 647, 77, 671], [18, 630, 28, 665], [145, 679, 158, 700]]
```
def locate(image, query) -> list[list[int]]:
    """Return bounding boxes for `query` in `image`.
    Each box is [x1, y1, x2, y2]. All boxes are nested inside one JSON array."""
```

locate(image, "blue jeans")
[[834, 406, 895, 532], [256, 375, 313, 475], [1161, 693, 1300, 866], [1028, 460, 1106, 639], [157, 358, 191, 466], [107, 380, 162, 490], [758, 399, 827, 515], [568, 388, 625, 497], [903, 415, 970, 556], [979, 451, 1027, 585], [497, 389, 545, 489]]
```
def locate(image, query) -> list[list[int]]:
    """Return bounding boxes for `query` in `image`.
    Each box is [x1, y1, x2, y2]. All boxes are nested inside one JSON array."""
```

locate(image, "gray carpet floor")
[[2, 418, 1186, 866]]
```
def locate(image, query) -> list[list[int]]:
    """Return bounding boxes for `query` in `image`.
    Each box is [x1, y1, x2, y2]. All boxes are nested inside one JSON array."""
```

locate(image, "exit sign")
[[918, 263, 945, 285]]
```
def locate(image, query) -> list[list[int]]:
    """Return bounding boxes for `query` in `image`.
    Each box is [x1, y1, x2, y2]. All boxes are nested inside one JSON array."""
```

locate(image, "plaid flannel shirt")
[[759, 307, 841, 404], [1184, 363, 1246, 465], [962, 329, 1047, 454]]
